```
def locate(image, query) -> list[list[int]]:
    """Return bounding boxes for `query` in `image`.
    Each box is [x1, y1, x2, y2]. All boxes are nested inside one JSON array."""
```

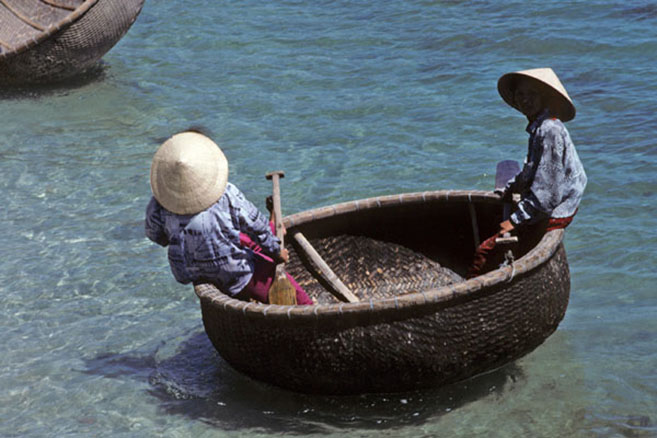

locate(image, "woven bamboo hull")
[[194, 190, 570, 394], [0, 0, 144, 84]]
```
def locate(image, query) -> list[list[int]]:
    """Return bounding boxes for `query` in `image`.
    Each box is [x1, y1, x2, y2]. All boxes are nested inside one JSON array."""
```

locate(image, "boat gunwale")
[[0, 0, 99, 60], [194, 189, 565, 320]]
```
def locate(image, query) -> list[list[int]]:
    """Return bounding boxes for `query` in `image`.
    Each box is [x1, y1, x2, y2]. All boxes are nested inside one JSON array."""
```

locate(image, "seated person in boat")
[[470, 68, 587, 277], [144, 130, 312, 304]]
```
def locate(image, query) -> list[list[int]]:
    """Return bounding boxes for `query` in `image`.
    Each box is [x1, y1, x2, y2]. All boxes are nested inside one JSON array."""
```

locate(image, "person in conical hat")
[[469, 68, 587, 277], [497, 67, 576, 123], [145, 129, 312, 304]]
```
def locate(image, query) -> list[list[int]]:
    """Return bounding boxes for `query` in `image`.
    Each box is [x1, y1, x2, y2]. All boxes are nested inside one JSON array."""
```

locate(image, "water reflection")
[[589, 413, 656, 438], [0, 64, 107, 100], [84, 330, 525, 434]]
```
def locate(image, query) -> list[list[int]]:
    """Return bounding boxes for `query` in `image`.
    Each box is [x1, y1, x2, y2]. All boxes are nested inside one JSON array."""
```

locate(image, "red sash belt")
[[546, 214, 575, 231], [468, 210, 578, 278]]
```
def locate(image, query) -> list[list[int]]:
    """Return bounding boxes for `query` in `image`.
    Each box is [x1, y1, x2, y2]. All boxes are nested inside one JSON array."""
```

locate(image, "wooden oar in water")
[[266, 171, 297, 305]]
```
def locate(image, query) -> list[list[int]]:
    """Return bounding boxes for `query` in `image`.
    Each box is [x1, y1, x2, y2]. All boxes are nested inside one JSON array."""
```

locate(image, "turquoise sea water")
[[1, 1, 656, 436]]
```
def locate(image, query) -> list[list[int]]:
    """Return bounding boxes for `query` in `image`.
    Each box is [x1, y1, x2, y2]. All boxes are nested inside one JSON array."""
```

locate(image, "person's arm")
[[499, 150, 535, 200], [144, 197, 169, 247], [229, 185, 282, 259], [510, 122, 567, 227], [265, 195, 289, 263]]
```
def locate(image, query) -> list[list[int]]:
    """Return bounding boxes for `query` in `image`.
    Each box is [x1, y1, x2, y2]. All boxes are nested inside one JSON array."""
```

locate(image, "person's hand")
[[272, 221, 287, 237], [494, 188, 514, 202], [499, 219, 515, 235], [277, 248, 289, 264], [267, 196, 287, 236]]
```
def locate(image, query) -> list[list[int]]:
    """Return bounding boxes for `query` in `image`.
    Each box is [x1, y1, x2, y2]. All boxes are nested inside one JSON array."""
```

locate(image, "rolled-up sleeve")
[[510, 193, 548, 225]]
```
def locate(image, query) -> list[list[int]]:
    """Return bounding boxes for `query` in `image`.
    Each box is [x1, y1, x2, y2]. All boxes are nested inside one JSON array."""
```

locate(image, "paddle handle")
[[495, 235, 518, 244], [495, 159, 520, 224], [494, 160, 521, 246], [266, 170, 285, 247]]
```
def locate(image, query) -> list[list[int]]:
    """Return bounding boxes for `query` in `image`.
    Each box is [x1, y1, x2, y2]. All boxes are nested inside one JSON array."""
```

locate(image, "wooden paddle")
[[495, 160, 521, 223], [265, 170, 297, 305], [494, 160, 520, 252]]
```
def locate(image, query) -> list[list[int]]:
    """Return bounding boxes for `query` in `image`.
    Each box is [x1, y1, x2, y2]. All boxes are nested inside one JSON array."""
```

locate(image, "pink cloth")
[[467, 212, 577, 278], [238, 225, 312, 305]]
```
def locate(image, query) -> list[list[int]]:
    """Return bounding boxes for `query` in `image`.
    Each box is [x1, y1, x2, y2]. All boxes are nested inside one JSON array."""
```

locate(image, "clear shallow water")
[[1, 1, 656, 437]]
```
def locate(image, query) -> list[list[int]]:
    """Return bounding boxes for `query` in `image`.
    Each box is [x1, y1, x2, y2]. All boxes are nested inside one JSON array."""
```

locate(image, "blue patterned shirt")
[[504, 111, 587, 226], [145, 183, 281, 295]]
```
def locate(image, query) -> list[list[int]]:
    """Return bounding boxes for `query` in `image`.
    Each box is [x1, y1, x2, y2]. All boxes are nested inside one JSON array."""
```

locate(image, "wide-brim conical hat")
[[150, 132, 228, 215], [498, 68, 576, 122]]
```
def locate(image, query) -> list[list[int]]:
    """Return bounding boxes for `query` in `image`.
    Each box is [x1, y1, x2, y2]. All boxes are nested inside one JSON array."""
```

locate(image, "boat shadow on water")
[[83, 330, 526, 433], [0, 64, 107, 100]]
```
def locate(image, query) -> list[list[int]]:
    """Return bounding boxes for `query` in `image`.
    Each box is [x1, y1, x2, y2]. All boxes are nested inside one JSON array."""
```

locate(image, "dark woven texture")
[[195, 191, 572, 394], [287, 234, 464, 304], [0, 0, 144, 84], [198, 245, 569, 394]]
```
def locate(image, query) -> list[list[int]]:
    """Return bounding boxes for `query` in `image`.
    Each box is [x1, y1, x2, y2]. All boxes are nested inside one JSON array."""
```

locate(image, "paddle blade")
[[268, 272, 297, 305], [495, 160, 520, 190]]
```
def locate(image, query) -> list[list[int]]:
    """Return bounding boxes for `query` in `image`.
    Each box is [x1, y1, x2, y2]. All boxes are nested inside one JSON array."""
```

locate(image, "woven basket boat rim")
[[194, 189, 565, 318], [0, 0, 99, 59]]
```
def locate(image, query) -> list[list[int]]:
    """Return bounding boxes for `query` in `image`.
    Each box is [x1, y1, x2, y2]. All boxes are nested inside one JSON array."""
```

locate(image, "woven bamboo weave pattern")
[[287, 234, 464, 304], [198, 244, 569, 394], [195, 191, 572, 394], [0, 0, 144, 84]]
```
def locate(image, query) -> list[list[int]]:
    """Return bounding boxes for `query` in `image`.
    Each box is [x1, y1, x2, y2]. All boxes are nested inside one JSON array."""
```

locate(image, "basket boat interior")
[[284, 192, 545, 304], [0, 0, 89, 56]]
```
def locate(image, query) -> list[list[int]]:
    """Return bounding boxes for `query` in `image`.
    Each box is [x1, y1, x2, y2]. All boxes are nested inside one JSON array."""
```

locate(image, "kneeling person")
[[145, 130, 312, 305]]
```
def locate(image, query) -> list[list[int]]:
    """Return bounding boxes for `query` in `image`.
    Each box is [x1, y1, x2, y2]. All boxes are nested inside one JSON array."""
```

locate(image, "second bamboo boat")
[[0, 0, 144, 84]]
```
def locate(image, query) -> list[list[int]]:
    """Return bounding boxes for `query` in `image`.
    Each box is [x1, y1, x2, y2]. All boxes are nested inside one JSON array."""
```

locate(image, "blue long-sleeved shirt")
[[145, 182, 280, 295], [504, 110, 587, 226]]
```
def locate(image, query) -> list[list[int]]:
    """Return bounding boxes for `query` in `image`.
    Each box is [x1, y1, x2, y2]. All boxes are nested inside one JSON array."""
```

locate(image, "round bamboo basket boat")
[[194, 190, 570, 394], [0, 0, 144, 84]]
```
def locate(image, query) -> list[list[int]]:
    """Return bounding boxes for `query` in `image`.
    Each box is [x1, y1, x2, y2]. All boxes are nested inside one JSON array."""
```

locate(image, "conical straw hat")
[[497, 68, 576, 122], [150, 132, 228, 215]]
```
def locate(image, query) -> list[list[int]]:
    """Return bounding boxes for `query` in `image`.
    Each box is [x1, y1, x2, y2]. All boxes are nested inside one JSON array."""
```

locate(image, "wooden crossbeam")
[[39, 0, 78, 11], [0, 39, 13, 51], [0, 0, 46, 30], [292, 231, 359, 303]]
